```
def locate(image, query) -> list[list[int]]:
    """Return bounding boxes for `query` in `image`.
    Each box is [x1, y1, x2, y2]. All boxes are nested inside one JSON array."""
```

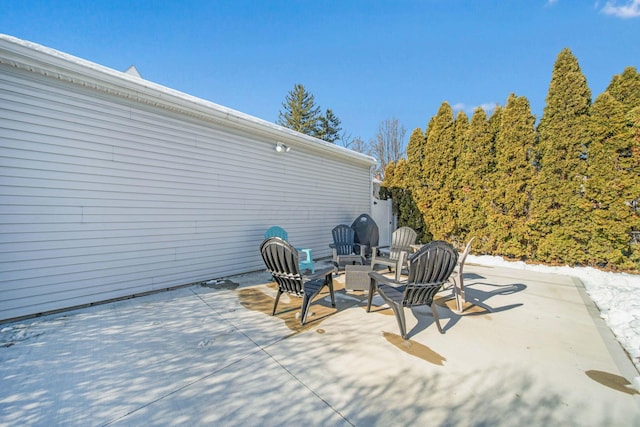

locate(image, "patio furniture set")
[[260, 214, 475, 339]]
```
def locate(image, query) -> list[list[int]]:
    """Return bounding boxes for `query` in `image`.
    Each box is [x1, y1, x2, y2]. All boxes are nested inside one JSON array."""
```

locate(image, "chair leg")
[[431, 303, 444, 334], [366, 278, 376, 312], [389, 302, 407, 339], [272, 289, 282, 316], [327, 276, 336, 307], [452, 276, 464, 313], [300, 293, 312, 325]]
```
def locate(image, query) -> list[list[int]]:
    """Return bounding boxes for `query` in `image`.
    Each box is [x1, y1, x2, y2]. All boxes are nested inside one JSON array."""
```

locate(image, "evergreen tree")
[[629, 106, 640, 259], [489, 104, 503, 138], [402, 127, 431, 242], [530, 48, 592, 264], [453, 111, 470, 164], [586, 92, 640, 269], [406, 127, 426, 172], [419, 102, 456, 240], [277, 84, 321, 135], [381, 159, 430, 242], [314, 109, 342, 143], [606, 67, 640, 110], [458, 107, 495, 253], [603, 67, 640, 267], [377, 53, 640, 270], [488, 94, 536, 259], [451, 111, 470, 244]]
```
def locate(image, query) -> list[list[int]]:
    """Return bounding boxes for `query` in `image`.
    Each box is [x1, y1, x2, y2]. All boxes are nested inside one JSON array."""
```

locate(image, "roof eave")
[[0, 34, 377, 167]]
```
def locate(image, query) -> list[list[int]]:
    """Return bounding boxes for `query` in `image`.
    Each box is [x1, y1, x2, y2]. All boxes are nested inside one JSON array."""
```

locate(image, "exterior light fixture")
[[275, 142, 290, 153]]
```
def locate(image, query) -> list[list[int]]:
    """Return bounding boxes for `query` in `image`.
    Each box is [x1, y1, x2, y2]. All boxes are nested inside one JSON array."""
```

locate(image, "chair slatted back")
[[260, 237, 304, 297], [332, 224, 356, 256], [403, 241, 458, 307], [388, 227, 418, 261]]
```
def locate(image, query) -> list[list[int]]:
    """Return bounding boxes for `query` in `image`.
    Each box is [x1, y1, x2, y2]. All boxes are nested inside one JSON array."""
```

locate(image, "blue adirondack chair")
[[263, 226, 315, 273]]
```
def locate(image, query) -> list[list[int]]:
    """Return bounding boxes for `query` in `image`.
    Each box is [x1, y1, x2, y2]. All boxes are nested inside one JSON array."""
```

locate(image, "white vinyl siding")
[[0, 36, 375, 321]]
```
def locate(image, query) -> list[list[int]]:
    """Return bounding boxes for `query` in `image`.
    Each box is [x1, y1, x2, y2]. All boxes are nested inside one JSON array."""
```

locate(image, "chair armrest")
[[397, 250, 407, 266], [358, 244, 368, 257], [368, 271, 402, 287], [297, 248, 312, 261], [372, 245, 390, 256], [305, 266, 333, 281], [394, 251, 409, 281]]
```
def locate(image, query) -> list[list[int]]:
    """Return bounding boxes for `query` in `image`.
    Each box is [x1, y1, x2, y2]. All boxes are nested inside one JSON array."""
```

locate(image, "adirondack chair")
[[260, 237, 335, 324], [367, 240, 458, 339], [371, 226, 418, 280], [330, 224, 365, 271], [263, 226, 315, 273]]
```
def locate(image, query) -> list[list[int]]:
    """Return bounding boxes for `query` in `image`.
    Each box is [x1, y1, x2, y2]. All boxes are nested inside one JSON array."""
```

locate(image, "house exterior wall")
[[0, 35, 376, 322]]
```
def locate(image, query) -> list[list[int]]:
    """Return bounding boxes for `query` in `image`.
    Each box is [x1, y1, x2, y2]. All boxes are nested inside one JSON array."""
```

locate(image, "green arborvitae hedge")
[[380, 49, 640, 272]]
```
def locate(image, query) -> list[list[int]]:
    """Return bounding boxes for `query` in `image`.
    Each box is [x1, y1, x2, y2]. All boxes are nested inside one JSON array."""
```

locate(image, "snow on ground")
[[469, 254, 640, 377]]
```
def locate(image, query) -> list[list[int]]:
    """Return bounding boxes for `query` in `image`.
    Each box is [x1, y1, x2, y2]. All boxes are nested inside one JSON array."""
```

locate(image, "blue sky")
[[1, 0, 639, 148]]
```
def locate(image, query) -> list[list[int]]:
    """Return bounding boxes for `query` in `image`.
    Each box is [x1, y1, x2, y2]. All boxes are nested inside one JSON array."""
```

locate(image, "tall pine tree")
[[314, 109, 342, 143], [403, 126, 432, 240], [419, 102, 456, 240], [450, 112, 470, 244], [606, 67, 640, 110], [404, 127, 430, 241], [586, 92, 639, 269], [406, 126, 427, 171], [488, 94, 536, 259], [530, 48, 592, 264], [457, 107, 496, 253], [381, 157, 430, 243], [277, 84, 321, 135], [603, 67, 640, 267]]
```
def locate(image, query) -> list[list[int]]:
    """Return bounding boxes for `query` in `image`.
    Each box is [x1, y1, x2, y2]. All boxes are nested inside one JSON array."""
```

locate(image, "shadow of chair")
[[371, 226, 417, 280], [462, 281, 527, 313], [449, 237, 475, 312], [367, 240, 458, 339], [260, 237, 335, 325], [330, 224, 365, 271], [351, 213, 379, 259], [264, 225, 315, 274]]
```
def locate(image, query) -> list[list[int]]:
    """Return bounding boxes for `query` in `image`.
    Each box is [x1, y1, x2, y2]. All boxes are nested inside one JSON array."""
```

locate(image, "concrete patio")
[[1, 261, 639, 426]]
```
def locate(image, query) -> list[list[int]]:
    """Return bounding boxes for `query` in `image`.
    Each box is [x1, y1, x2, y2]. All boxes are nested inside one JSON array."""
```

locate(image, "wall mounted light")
[[275, 142, 290, 153]]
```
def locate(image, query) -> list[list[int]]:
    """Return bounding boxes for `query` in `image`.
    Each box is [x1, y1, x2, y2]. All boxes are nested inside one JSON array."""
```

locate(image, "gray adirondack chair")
[[260, 237, 334, 325], [370, 226, 418, 280], [330, 224, 365, 270], [367, 240, 458, 339]]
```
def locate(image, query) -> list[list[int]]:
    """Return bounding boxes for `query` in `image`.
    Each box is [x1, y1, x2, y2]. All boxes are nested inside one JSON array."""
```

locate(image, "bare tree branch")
[[371, 117, 406, 178]]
